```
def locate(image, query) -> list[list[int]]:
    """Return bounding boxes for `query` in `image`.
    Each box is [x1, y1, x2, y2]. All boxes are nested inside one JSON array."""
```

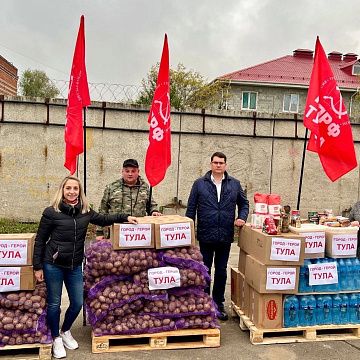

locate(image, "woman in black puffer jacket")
[[33, 176, 137, 358]]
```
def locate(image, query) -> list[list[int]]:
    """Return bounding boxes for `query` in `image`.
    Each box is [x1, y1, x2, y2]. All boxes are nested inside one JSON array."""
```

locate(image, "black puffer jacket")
[[186, 171, 249, 244], [33, 201, 128, 270]]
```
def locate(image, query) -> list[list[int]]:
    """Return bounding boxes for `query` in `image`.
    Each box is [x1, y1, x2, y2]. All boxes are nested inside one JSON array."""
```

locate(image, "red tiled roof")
[[218, 53, 360, 90]]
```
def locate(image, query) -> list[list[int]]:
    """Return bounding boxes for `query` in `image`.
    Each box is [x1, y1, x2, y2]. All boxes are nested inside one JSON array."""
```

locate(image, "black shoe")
[[216, 303, 229, 321]]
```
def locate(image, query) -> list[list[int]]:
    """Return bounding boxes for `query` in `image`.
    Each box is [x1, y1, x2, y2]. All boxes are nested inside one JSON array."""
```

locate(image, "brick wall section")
[[0, 56, 18, 96]]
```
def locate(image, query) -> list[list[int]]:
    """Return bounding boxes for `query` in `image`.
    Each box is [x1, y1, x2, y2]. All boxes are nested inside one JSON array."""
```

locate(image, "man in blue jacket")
[[186, 152, 249, 321]]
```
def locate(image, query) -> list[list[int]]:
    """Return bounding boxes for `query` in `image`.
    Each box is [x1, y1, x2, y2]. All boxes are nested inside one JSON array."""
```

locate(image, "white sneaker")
[[60, 330, 79, 350], [53, 337, 66, 359]]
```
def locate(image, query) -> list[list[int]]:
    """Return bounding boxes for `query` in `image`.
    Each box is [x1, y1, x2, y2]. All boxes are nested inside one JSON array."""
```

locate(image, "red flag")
[[304, 37, 357, 181], [64, 15, 91, 174], [145, 34, 171, 187]]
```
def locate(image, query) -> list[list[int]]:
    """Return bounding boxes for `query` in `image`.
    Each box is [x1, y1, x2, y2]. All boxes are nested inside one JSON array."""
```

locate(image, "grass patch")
[[0, 218, 39, 233]]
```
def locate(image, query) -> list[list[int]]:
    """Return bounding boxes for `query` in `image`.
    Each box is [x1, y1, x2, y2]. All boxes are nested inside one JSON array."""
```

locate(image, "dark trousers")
[[199, 241, 232, 306], [43, 263, 83, 338]]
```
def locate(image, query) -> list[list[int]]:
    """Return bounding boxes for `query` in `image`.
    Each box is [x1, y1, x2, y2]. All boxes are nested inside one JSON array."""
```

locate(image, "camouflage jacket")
[[97, 176, 158, 235]]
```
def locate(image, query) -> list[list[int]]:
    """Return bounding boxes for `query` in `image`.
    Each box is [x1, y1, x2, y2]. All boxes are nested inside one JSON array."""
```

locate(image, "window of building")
[[352, 64, 360, 75], [241, 91, 257, 110], [283, 94, 299, 113]]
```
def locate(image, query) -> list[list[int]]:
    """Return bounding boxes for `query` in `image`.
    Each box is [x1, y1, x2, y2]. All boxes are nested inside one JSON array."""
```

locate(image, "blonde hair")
[[51, 176, 90, 214]]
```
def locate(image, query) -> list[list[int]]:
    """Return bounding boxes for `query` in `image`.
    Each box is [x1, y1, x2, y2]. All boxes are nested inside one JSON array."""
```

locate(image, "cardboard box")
[[239, 224, 305, 266], [111, 220, 154, 250], [289, 224, 326, 259], [245, 255, 299, 294], [243, 278, 251, 316], [231, 268, 250, 312], [248, 287, 283, 329], [0, 266, 35, 292], [145, 215, 195, 249], [0, 233, 35, 266], [238, 248, 247, 274], [231, 267, 241, 306], [325, 228, 358, 258]]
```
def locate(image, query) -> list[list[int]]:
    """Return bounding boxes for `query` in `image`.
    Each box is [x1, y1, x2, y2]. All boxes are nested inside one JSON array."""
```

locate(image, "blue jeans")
[[199, 241, 232, 306], [43, 263, 83, 338]]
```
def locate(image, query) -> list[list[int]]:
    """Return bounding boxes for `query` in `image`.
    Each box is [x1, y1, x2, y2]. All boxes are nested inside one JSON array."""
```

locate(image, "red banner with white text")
[[145, 34, 171, 187], [303, 37, 357, 181], [64, 15, 91, 174]]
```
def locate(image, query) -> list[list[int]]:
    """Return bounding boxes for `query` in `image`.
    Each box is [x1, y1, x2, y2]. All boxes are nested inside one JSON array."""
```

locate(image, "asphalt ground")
[[54, 244, 360, 360]]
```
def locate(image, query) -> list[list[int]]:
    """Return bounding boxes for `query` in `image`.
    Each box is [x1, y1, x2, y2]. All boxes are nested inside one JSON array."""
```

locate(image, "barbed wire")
[[50, 79, 142, 103]]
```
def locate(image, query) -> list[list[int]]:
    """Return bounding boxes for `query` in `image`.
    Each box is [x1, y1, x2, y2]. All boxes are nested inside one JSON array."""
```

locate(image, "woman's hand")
[[127, 216, 138, 224], [351, 221, 360, 227], [34, 270, 44, 282]]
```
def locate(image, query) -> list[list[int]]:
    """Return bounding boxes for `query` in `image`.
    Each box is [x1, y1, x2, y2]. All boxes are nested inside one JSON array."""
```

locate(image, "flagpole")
[[146, 186, 153, 215], [83, 107, 87, 195], [296, 128, 308, 210]]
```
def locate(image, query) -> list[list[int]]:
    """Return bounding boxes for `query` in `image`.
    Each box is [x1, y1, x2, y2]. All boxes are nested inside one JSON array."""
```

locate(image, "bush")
[[0, 219, 39, 233]]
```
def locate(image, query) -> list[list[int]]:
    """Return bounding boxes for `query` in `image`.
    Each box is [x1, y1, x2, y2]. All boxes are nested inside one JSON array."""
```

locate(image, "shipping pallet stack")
[[86, 215, 220, 354], [0, 342, 52, 360], [0, 234, 51, 360], [92, 328, 220, 353], [231, 223, 360, 345]]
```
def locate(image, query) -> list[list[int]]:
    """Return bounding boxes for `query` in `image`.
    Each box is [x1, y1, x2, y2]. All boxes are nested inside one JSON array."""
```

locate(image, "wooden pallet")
[[92, 328, 220, 353], [231, 301, 360, 345], [0, 343, 52, 360]]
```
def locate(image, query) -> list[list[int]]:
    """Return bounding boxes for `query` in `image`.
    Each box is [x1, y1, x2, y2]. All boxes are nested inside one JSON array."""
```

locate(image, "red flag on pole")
[[303, 37, 357, 181], [64, 15, 91, 174], [145, 34, 171, 187]]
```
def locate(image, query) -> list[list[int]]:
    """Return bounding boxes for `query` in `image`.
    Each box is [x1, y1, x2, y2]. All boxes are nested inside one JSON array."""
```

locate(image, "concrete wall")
[[1, 96, 360, 222]]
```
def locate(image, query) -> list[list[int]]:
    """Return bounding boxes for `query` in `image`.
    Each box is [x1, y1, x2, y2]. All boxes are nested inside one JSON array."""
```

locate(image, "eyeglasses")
[[211, 161, 226, 165]]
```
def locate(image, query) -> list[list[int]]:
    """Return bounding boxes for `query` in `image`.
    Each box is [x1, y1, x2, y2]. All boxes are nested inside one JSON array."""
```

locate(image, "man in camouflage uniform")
[[97, 159, 161, 237]]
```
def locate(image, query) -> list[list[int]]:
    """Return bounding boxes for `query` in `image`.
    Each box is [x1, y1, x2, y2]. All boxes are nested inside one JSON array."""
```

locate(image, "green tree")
[[136, 63, 230, 110], [19, 69, 59, 98]]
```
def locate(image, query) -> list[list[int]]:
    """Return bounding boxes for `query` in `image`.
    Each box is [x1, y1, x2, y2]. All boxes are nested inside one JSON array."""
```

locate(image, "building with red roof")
[[217, 49, 360, 120]]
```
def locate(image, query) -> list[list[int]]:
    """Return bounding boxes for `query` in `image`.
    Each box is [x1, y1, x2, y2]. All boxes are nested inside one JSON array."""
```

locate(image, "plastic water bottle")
[[313, 258, 327, 293], [332, 294, 342, 325], [345, 258, 355, 291], [316, 294, 332, 325], [339, 294, 349, 324], [338, 259, 348, 291], [325, 257, 339, 292], [352, 257, 360, 290], [299, 295, 316, 326], [283, 295, 299, 327], [322, 295, 333, 325], [349, 293, 360, 324], [299, 259, 313, 293]]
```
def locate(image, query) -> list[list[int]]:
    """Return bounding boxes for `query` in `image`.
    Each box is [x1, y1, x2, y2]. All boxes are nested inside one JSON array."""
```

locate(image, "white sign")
[[266, 267, 297, 290], [270, 238, 301, 261], [119, 224, 152, 247], [308, 262, 338, 286], [0, 267, 21, 292], [159, 222, 192, 247], [302, 232, 325, 254], [148, 266, 181, 290], [331, 234, 358, 256], [0, 240, 28, 265]]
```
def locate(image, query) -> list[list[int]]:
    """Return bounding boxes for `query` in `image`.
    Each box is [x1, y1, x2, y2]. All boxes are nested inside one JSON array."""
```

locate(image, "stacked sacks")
[[0, 282, 51, 346], [84, 241, 219, 336]]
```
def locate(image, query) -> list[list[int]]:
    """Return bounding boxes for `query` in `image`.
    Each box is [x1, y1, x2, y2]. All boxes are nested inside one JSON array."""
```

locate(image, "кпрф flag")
[[304, 37, 357, 182], [145, 34, 171, 187], [64, 15, 91, 174]]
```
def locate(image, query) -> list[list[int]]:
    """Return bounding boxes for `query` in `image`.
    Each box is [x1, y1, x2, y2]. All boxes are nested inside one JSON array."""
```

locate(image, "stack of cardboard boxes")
[[231, 224, 306, 328], [0, 233, 36, 292]]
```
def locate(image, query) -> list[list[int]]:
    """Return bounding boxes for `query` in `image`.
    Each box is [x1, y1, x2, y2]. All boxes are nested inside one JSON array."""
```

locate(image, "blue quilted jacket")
[[185, 171, 249, 243]]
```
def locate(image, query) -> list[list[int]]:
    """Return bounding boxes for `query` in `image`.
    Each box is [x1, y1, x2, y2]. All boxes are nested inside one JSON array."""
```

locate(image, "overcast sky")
[[1, 0, 360, 86]]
